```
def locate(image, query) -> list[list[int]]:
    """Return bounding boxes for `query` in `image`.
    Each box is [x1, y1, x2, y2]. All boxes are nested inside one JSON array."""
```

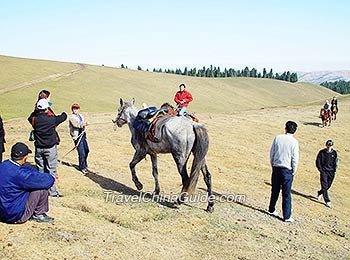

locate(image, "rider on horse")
[[323, 100, 331, 118], [331, 96, 338, 111]]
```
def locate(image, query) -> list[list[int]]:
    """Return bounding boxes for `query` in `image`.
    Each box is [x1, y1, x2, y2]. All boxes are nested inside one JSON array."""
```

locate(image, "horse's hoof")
[[135, 182, 143, 191], [206, 205, 214, 213]]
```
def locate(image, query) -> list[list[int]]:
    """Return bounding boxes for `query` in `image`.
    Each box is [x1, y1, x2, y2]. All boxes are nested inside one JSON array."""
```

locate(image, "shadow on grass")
[[264, 181, 324, 205], [59, 160, 178, 209], [198, 187, 285, 220], [300, 121, 322, 127]]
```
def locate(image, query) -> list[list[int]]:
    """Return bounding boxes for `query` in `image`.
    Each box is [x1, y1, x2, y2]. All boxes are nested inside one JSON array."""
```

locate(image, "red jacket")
[[174, 90, 193, 107]]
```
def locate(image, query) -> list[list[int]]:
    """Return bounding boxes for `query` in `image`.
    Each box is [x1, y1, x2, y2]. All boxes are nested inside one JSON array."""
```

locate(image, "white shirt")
[[270, 133, 299, 174]]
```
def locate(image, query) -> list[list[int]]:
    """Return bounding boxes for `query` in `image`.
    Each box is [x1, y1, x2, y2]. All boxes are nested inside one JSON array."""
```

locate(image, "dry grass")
[[0, 103, 349, 259], [0, 56, 349, 259]]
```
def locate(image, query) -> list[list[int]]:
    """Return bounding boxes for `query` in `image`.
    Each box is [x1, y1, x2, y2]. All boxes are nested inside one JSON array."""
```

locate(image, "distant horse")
[[320, 108, 331, 127], [331, 105, 338, 120], [113, 98, 214, 212], [160, 102, 199, 122]]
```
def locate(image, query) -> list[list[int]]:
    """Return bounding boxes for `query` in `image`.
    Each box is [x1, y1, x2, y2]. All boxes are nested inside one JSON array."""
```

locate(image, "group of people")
[[0, 84, 193, 224], [0, 90, 90, 223], [323, 96, 338, 117], [268, 121, 338, 222], [0, 84, 338, 225]]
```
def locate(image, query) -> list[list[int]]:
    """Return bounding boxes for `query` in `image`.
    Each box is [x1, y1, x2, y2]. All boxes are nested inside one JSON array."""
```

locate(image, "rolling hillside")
[[0, 55, 349, 260], [0, 55, 337, 119]]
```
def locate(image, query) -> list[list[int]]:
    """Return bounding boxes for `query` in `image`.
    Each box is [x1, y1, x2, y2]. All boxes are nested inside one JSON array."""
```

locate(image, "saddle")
[[147, 114, 172, 142], [133, 106, 172, 142]]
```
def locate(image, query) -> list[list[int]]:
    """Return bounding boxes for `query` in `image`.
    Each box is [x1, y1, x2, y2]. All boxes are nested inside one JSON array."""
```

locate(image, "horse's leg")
[[201, 162, 214, 213], [172, 152, 190, 204], [150, 154, 160, 195], [129, 150, 146, 190]]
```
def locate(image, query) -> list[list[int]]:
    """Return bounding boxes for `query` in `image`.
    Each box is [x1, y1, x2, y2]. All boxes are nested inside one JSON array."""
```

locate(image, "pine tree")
[[268, 69, 273, 79], [262, 68, 267, 78]]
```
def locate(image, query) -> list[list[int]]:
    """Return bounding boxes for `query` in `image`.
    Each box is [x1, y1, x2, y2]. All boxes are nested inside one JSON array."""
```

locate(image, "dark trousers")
[[318, 170, 335, 203], [16, 190, 49, 224], [75, 136, 89, 170], [0, 152, 3, 163], [268, 167, 294, 220]]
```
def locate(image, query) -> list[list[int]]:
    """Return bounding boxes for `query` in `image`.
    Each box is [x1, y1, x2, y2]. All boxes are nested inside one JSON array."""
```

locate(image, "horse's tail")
[[186, 124, 209, 194]]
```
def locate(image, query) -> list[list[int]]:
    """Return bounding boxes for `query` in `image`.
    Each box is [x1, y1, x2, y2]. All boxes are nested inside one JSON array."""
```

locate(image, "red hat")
[[71, 103, 80, 110]]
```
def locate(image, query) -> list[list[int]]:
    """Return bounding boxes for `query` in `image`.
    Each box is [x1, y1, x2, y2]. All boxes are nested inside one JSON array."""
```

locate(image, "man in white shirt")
[[268, 121, 299, 222]]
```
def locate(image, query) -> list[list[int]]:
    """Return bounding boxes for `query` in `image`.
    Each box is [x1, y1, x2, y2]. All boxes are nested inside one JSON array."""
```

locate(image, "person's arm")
[[0, 117, 4, 140], [174, 92, 181, 104], [269, 137, 276, 167], [315, 151, 322, 172], [334, 150, 338, 172], [27, 111, 35, 125], [55, 112, 68, 126], [185, 91, 193, 103], [69, 115, 84, 128], [17, 166, 55, 190], [291, 141, 299, 175]]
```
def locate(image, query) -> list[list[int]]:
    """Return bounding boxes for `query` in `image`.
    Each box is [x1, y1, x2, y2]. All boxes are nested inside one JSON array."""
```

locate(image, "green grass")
[[0, 55, 78, 88], [0, 55, 338, 119]]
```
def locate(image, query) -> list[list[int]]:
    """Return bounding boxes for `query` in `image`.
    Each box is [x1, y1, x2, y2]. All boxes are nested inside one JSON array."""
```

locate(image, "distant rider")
[[323, 100, 331, 118], [331, 96, 338, 111]]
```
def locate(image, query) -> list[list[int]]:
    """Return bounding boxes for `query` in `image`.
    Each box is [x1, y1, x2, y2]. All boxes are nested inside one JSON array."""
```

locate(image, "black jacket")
[[28, 111, 67, 148], [0, 117, 5, 153], [316, 148, 338, 173]]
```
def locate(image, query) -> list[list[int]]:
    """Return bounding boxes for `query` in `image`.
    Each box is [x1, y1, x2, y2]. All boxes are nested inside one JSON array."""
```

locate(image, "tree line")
[[320, 80, 350, 94], [120, 64, 298, 83]]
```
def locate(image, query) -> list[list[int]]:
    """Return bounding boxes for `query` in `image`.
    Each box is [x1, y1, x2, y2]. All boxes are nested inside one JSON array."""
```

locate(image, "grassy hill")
[[0, 55, 337, 119], [0, 56, 349, 259]]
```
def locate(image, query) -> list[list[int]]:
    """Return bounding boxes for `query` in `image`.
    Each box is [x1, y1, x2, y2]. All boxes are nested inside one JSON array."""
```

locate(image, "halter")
[[114, 105, 128, 126]]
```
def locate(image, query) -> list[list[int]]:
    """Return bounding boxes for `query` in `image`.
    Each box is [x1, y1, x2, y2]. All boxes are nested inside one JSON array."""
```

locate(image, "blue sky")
[[0, 0, 349, 72]]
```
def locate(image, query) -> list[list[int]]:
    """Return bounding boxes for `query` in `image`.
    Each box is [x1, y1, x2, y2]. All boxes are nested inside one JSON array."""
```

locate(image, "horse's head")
[[113, 98, 137, 127]]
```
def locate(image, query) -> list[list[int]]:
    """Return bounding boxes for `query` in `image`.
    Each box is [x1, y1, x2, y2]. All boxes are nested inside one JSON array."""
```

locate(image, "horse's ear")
[[131, 98, 135, 105], [120, 98, 123, 106]]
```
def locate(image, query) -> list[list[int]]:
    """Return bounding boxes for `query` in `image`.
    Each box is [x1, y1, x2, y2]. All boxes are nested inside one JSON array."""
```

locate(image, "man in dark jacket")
[[0, 116, 5, 163], [0, 142, 55, 223], [316, 139, 338, 208], [28, 99, 67, 197]]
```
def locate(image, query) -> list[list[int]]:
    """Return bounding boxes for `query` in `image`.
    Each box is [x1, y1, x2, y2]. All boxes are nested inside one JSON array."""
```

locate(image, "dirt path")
[[0, 63, 86, 94]]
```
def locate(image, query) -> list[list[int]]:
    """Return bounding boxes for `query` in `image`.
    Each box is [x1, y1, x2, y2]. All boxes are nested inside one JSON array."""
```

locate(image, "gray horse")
[[113, 98, 214, 212]]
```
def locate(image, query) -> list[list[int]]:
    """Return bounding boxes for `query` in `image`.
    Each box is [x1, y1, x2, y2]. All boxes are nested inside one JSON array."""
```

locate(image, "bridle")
[[113, 105, 128, 126]]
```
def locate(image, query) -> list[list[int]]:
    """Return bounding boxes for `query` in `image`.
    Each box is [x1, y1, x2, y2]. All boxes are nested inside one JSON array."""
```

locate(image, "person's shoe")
[[31, 213, 55, 223], [268, 211, 279, 217], [50, 192, 64, 198], [326, 202, 331, 208], [284, 217, 295, 223], [81, 168, 89, 175], [317, 193, 322, 201]]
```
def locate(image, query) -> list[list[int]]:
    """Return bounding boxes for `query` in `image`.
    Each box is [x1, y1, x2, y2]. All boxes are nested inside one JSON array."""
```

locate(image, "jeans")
[[178, 106, 187, 116], [75, 135, 89, 170], [268, 167, 294, 220], [318, 170, 335, 203]]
